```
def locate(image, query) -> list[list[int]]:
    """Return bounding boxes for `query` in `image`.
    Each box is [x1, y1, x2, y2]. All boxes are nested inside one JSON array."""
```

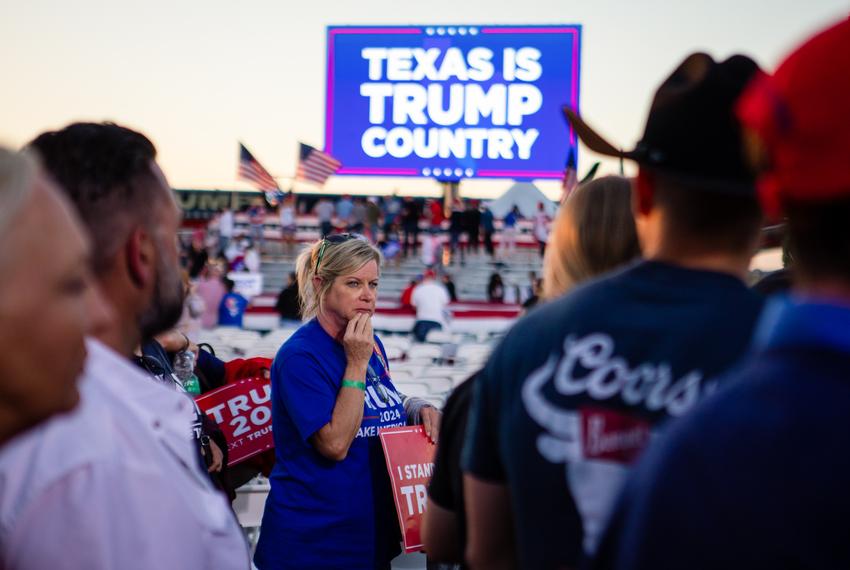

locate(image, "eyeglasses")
[[314, 233, 366, 273]]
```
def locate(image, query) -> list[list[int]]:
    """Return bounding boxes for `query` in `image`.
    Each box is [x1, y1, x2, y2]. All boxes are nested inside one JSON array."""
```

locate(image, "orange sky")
[[2, 0, 847, 199]]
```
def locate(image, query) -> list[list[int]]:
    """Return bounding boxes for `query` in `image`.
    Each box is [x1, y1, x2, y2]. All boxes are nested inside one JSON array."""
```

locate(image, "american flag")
[[296, 143, 341, 185], [561, 147, 578, 203], [238, 143, 281, 192]]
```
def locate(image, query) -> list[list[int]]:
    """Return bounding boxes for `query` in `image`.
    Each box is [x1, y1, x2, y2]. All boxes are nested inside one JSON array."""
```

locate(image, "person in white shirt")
[[218, 206, 234, 255], [411, 269, 451, 342], [244, 244, 261, 274], [0, 147, 111, 446], [278, 194, 297, 253], [0, 122, 250, 569], [421, 231, 442, 268], [533, 201, 552, 258]]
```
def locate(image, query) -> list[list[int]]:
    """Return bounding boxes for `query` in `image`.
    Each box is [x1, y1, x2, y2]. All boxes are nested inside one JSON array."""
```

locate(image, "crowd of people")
[[0, 15, 848, 570], [208, 190, 537, 266]]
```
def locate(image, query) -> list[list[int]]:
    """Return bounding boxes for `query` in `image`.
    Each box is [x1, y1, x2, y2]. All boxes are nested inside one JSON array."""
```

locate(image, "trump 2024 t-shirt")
[[254, 318, 406, 570]]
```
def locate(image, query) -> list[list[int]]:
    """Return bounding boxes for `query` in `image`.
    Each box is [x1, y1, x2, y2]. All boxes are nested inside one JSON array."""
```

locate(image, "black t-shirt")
[[450, 211, 465, 233], [275, 283, 301, 320], [428, 375, 476, 564], [464, 209, 481, 234], [402, 201, 421, 226], [444, 281, 458, 302], [187, 247, 208, 279], [462, 260, 764, 569]]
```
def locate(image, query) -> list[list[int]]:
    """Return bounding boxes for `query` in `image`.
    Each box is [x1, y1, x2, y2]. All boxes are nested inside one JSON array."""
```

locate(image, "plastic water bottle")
[[173, 350, 201, 395]]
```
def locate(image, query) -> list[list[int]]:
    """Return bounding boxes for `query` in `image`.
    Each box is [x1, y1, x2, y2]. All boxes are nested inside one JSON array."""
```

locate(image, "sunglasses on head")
[[314, 233, 367, 273]]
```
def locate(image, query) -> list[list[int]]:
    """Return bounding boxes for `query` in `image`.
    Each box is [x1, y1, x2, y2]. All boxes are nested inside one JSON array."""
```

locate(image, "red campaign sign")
[[195, 377, 273, 466], [379, 425, 437, 553]]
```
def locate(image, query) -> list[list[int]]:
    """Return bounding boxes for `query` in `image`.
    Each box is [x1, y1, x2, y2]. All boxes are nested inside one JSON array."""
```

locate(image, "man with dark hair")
[[0, 123, 249, 568], [401, 196, 421, 257], [650, 176, 763, 253], [29, 122, 184, 346], [462, 53, 766, 570], [588, 19, 850, 569]]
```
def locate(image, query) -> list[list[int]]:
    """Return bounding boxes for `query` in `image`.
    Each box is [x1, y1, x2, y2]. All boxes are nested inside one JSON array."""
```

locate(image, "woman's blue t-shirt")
[[254, 318, 407, 570]]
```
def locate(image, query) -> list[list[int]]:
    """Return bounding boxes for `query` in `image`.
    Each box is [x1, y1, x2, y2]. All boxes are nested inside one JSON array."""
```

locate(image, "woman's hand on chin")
[[342, 313, 373, 367]]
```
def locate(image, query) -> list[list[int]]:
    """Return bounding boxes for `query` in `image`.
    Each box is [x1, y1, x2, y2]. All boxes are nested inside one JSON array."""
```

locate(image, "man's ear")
[[633, 168, 655, 217], [125, 226, 155, 289]]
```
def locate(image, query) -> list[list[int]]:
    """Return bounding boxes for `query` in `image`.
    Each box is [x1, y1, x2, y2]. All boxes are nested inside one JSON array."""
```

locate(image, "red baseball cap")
[[736, 17, 850, 216]]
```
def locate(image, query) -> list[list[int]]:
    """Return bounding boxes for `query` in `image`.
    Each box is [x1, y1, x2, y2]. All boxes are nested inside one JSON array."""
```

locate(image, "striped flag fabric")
[[296, 143, 341, 185], [238, 143, 281, 192], [561, 146, 578, 202]]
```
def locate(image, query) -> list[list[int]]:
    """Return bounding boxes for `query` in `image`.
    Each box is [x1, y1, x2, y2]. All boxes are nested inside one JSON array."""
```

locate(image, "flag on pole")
[[238, 143, 282, 205], [296, 143, 341, 185], [561, 147, 578, 202], [580, 161, 601, 185]]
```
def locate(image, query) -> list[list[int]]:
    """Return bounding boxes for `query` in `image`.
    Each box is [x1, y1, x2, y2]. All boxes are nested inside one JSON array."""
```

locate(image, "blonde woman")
[[543, 175, 641, 299], [422, 178, 639, 564], [255, 234, 441, 570]]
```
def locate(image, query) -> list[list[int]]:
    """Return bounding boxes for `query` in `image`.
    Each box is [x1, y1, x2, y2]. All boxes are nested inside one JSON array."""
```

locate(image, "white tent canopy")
[[486, 182, 558, 219]]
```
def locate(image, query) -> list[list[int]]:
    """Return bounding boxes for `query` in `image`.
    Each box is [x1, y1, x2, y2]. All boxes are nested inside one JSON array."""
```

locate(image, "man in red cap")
[[588, 18, 850, 570]]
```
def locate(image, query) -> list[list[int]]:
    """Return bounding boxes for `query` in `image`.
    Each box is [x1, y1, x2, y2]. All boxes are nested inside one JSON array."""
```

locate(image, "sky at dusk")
[[2, 0, 848, 200]]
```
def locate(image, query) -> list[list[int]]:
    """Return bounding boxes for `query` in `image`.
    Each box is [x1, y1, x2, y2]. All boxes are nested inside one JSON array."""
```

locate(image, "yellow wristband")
[[341, 379, 366, 391]]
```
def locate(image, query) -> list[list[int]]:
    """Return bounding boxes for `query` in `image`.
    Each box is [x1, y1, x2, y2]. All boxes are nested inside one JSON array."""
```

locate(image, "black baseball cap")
[[563, 52, 761, 195]]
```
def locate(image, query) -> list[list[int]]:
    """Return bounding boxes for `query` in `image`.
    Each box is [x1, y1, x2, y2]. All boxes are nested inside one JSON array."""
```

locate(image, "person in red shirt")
[[428, 199, 445, 233], [400, 278, 419, 309]]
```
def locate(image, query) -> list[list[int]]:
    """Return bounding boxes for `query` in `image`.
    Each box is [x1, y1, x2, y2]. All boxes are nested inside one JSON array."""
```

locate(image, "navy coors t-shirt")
[[462, 261, 764, 569]]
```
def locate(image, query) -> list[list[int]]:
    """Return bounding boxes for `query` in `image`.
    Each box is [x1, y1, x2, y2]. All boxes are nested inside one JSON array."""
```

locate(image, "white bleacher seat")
[[424, 329, 454, 344], [422, 395, 446, 410], [379, 335, 412, 353], [383, 345, 404, 361], [388, 364, 425, 378], [400, 356, 439, 369], [456, 343, 493, 359], [233, 478, 270, 528], [394, 381, 431, 398], [245, 345, 279, 359], [418, 376, 453, 394], [386, 369, 413, 383], [407, 344, 442, 360]]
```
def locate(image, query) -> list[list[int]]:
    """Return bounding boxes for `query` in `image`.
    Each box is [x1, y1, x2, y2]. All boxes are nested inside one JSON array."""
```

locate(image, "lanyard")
[[367, 344, 390, 403], [372, 343, 389, 373]]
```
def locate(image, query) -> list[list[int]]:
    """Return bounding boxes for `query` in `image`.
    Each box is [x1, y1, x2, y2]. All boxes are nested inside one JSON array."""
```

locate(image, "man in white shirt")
[[411, 269, 451, 342], [0, 123, 250, 569], [218, 206, 234, 255]]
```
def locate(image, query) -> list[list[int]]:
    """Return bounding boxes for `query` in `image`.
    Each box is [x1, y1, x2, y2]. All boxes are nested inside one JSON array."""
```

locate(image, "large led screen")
[[325, 25, 581, 180]]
